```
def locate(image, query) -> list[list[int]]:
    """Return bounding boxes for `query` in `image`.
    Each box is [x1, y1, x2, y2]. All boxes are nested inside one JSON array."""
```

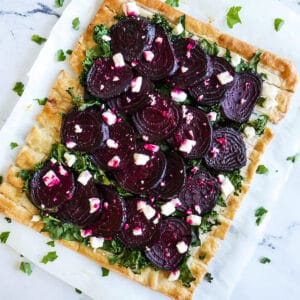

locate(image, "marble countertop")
[[0, 0, 299, 299]]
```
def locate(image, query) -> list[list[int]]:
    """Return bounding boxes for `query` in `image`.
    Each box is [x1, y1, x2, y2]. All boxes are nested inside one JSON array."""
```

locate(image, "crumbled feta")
[[131, 76, 143, 93], [74, 124, 83, 133], [176, 241, 188, 254], [106, 139, 119, 149], [66, 141, 77, 149], [168, 270, 180, 281], [77, 170, 92, 186], [123, 1, 140, 16], [173, 23, 184, 35], [134, 153, 150, 165], [89, 236, 104, 249], [207, 111, 217, 122], [113, 53, 125, 68], [133, 227, 143, 236], [186, 214, 202, 226], [143, 50, 154, 62], [243, 126, 256, 139], [217, 71, 233, 85], [89, 197, 101, 214], [31, 215, 41, 222], [179, 139, 196, 154], [263, 97, 277, 110], [171, 89, 187, 103], [101, 35, 111, 42], [181, 66, 189, 73], [218, 174, 234, 199], [58, 165, 68, 176], [155, 37, 163, 44], [112, 76, 120, 82], [230, 53, 241, 67], [137, 201, 156, 220], [80, 229, 92, 238], [102, 109, 117, 125], [144, 144, 160, 152], [161, 200, 176, 216], [42, 170, 61, 187], [64, 152, 77, 167], [50, 158, 57, 164], [107, 156, 121, 168]]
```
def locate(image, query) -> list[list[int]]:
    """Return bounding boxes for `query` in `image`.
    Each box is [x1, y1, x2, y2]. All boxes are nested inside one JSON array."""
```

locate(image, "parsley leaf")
[[226, 6, 242, 29], [165, 0, 179, 7], [0, 231, 10, 243], [217, 195, 227, 207], [47, 240, 55, 247], [101, 267, 110, 277], [10, 142, 18, 150], [72, 17, 80, 30], [54, 0, 64, 8], [200, 39, 219, 56], [224, 49, 232, 62], [241, 114, 268, 136], [204, 272, 214, 283], [12, 82, 24, 96], [34, 98, 47, 106], [260, 257, 271, 264], [41, 251, 58, 264], [75, 288, 82, 294], [5, 217, 11, 223], [151, 14, 173, 37], [66, 49, 73, 55], [287, 153, 300, 163], [200, 211, 220, 233], [256, 165, 269, 175], [235, 50, 263, 73], [178, 255, 195, 287], [31, 34, 47, 45], [274, 18, 284, 32], [255, 207, 268, 225], [56, 49, 66, 61], [20, 262, 32, 276], [0, 175, 3, 184], [257, 96, 266, 107]]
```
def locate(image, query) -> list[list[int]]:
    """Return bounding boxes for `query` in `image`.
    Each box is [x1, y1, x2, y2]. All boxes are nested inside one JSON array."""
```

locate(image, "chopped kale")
[[165, 0, 179, 7], [72, 17, 80, 30], [178, 255, 196, 287], [20, 262, 32, 275], [255, 207, 268, 226], [226, 6, 242, 29], [101, 267, 110, 277], [12, 82, 24, 96], [256, 165, 269, 175], [200, 211, 220, 233], [223, 170, 243, 195], [41, 251, 58, 264], [31, 34, 47, 45], [200, 39, 219, 56]]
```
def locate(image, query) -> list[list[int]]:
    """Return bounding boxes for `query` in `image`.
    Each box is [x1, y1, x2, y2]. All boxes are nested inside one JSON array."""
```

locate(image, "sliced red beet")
[[110, 16, 155, 62], [89, 185, 127, 237], [168, 106, 212, 159], [116, 199, 159, 249], [56, 176, 103, 227], [151, 152, 186, 199], [61, 107, 107, 153], [30, 160, 75, 212], [86, 57, 133, 99], [132, 93, 181, 142], [107, 76, 153, 114], [204, 127, 247, 172], [221, 71, 262, 123], [168, 38, 210, 89], [189, 56, 235, 106], [135, 26, 178, 80], [178, 171, 220, 215], [114, 144, 167, 194], [90, 121, 136, 171], [145, 218, 192, 271]]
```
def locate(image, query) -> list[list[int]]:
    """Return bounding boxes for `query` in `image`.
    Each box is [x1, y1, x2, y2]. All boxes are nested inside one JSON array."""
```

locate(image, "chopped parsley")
[[165, 0, 179, 7], [256, 165, 269, 175], [0, 231, 10, 243], [274, 18, 284, 32], [200, 39, 219, 56], [72, 17, 80, 30], [75, 288, 82, 294], [10, 142, 18, 150], [56, 49, 66, 61], [217, 195, 227, 207], [34, 98, 48, 106], [223, 170, 243, 195], [20, 262, 32, 276], [0, 175, 3, 184], [178, 14, 186, 36], [47, 240, 55, 247], [12, 82, 24, 96], [151, 14, 173, 37], [287, 153, 300, 163], [200, 211, 220, 233], [93, 24, 111, 57], [224, 48, 232, 62], [241, 114, 268, 136], [54, 0, 64, 8], [66, 49, 73, 55], [178, 255, 196, 287], [260, 257, 271, 264], [41, 251, 58, 264], [226, 6, 242, 29], [257, 96, 266, 107], [255, 207, 268, 226], [235, 50, 263, 73], [5, 217, 12, 223], [204, 272, 214, 283], [31, 34, 47, 45], [101, 267, 110, 277]]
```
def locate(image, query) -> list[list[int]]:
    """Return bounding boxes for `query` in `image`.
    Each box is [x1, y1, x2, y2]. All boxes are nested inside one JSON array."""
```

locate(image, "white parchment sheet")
[[0, 0, 299, 299]]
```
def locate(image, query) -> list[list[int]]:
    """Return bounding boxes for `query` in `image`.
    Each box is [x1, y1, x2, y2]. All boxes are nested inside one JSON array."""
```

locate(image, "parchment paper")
[[0, 0, 299, 299]]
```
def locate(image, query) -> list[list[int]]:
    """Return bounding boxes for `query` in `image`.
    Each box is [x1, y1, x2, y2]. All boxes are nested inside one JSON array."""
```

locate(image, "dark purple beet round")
[[151, 152, 186, 199], [178, 171, 220, 215], [189, 56, 235, 106], [90, 121, 136, 171], [204, 127, 247, 172], [30, 160, 75, 212], [107, 76, 153, 114], [86, 57, 133, 99], [169, 106, 212, 159], [110, 16, 155, 62], [145, 218, 192, 271], [114, 144, 167, 194], [221, 71, 262, 123], [89, 185, 127, 237], [116, 199, 159, 249], [168, 38, 210, 89], [56, 176, 103, 227], [132, 93, 181, 142], [61, 107, 107, 153], [135, 26, 178, 80]]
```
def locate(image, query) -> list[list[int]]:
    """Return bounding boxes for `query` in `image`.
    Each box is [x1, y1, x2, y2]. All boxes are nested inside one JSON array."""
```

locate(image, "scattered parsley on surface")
[[55, 0, 64, 8], [101, 267, 110, 277], [75, 288, 82, 294], [56, 49, 66, 61], [20, 262, 32, 276], [12, 82, 24, 96], [66, 49, 73, 55], [0, 175, 3, 184], [274, 18, 284, 32], [260, 257, 271, 264], [204, 272, 214, 283], [31, 34, 47, 45], [165, 0, 179, 8], [255, 207, 268, 226], [287, 153, 300, 163], [10, 142, 18, 150], [0, 231, 10, 243], [72, 17, 80, 30], [34, 98, 48, 106], [226, 6, 242, 29], [41, 251, 58, 264], [256, 165, 269, 175], [46, 240, 55, 247], [4, 217, 12, 223]]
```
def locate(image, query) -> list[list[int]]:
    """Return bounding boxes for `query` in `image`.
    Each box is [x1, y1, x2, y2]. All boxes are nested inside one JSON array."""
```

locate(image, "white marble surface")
[[0, 0, 300, 299]]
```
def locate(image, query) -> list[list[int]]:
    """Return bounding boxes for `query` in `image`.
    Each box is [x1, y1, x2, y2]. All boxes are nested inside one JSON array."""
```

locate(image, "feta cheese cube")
[[42, 170, 61, 187], [89, 236, 104, 249], [77, 170, 92, 186], [31, 215, 41, 222], [107, 156, 121, 168], [74, 124, 83, 133], [179, 139, 196, 154], [131, 76, 143, 93], [218, 174, 235, 198], [217, 71, 234, 85], [102, 109, 117, 125], [80, 229, 92, 238], [101, 35, 111, 42], [134, 153, 150, 165], [143, 50, 154, 62], [133, 227, 143, 236], [168, 270, 180, 281], [137, 201, 156, 220], [173, 23, 184, 35], [176, 241, 188, 254], [123, 1, 140, 16], [186, 214, 202, 226], [106, 139, 119, 149], [113, 53, 125, 68], [171, 89, 187, 103], [243, 126, 256, 139], [207, 111, 217, 122], [66, 141, 77, 149], [89, 197, 101, 214], [64, 152, 77, 167]]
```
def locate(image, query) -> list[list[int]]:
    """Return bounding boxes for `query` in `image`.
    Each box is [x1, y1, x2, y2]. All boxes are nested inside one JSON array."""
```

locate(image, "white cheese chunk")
[[113, 53, 125, 68], [230, 53, 241, 67], [74, 124, 83, 133], [173, 23, 184, 35], [137, 201, 156, 220], [218, 174, 235, 199], [217, 71, 234, 85], [171, 89, 187, 103], [42, 170, 60, 187], [31, 215, 41, 222], [181, 66, 189, 73], [186, 214, 202, 226], [168, 270, 180, 282], [179, 139, 196, 154], [176, 241, 188, 254], [64, 152, 77, 167], [131, 76, 143, 93], [207, 111, 217, 122], [89, 236, 104, 249], [123, 1, 140, 16], [133, 227, 143, 236], [106, 139, 119, 149], [101, 35, 111, 42], [243, 126, 256, 139], [66, 141, 77, 149], [107, 156, 121, 168], [143, 50, 154, 62], [89, 197, 101, 214], [134, 153, 150, 165], [161, 200, 176, 216], [102, 109, 117, 125], [77, 170, 92, 186], [80, 229, 92, 238]]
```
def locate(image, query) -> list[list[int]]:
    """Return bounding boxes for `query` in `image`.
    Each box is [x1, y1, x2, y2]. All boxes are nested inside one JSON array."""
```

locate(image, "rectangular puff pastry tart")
[[0, 0, 298, 299]]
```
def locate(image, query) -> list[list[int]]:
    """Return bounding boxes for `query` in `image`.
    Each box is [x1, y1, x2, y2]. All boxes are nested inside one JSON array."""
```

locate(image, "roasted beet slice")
[[114, 144, 167, 194], [30, 160, 75, 212], [178, 171, 220, 215], [108, 76, 153, 114], [61, 107, 106, 153], [189, 56, 235, 106], [90, 121, 136, 171], [151, 152, 186, 199], [56, 176, 103, 227], [110, 17, 155, 62], [169, 106, 212, 159], [221, 72, 262, 123], [168, 38, 210, 89], [145, 218, 192, 270], [86, 57, 133, 99], [204, 127, 247, 172], [89, 185, 126, 237], [116, 199, 159, 249], [132, 93, 181, 142], [135, 26, 178, 80]]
